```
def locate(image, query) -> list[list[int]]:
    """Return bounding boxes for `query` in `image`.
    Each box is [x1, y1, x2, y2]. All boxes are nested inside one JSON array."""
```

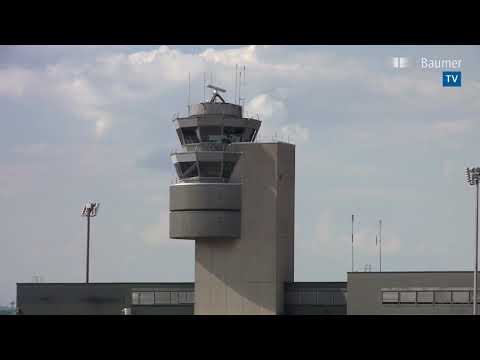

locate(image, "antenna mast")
[[203, 72, 206, 103], [188, 72, 191, 116], [379, 219, 382, 272], [234, 65, 237, 104]]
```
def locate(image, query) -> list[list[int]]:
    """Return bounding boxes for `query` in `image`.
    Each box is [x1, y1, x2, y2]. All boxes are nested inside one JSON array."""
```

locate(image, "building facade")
[[348, 271, 479, 315]]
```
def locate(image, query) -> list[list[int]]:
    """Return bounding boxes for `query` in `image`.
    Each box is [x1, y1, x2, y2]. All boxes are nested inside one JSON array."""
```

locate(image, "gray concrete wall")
[[347, 272, 477, 315], [194, 142, 295, 315], [170, 210, 241, 239], [16, 283, 193, 315]]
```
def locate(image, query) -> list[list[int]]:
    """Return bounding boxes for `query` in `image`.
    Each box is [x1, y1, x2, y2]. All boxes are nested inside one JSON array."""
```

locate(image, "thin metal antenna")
[[242, 65, 246, 107], [238, 66, 242, 107], [352, 214, 354, 272], [188, 72, 191, 116], [235, 64, 238, 104], [379, 219, 382, 272]]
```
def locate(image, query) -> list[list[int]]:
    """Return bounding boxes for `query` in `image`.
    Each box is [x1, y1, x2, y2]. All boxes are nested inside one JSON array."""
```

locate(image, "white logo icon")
[[392, 57, 409, 69]]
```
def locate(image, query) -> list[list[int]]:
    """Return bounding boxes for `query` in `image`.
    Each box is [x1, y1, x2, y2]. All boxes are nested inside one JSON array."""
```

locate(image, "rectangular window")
[[170, 292, 179, 305], [241, 128, 255, 142], [181, 127, 199, 144], [224, 127, 244, 143], [139, 292, 154, 305], [469, 291, 480, 303], [382, 291, 399, 303], [154, 291, 171, 305], [179, 161, 198, 178], [222, 161, 236, 178], [416, 291, 434, 304], [200, 126, 223, 143], [452, 291, 469, 304], [132, 292, 140, 305], [399, 291, 416, 304], [435, 291, 452, 304], [198, 161, 221, 177], [178, 291, 194, 304]]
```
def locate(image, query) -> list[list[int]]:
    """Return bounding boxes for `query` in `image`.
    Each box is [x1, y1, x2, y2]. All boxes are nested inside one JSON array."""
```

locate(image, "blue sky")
[[0, 45, 479, 305]]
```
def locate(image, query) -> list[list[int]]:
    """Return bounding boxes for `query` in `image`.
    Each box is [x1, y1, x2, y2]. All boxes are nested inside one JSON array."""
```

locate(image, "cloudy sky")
[[1, 45, 479, 305]]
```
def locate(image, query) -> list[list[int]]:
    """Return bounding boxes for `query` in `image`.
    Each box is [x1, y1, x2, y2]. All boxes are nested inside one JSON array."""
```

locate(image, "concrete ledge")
[[170, 210, 240, 239], [170, 183, 241, 211]]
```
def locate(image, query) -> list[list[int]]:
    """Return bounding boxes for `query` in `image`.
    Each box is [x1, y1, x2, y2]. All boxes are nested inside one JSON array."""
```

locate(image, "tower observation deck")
[[169, 86, 261, 239]]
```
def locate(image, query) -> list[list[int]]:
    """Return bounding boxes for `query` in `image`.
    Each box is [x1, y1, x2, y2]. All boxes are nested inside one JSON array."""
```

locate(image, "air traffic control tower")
[[169, 85, 295, 314]]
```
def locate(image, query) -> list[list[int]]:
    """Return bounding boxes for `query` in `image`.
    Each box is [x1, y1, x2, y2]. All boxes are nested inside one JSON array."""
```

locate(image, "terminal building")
[[16, 86, 480, 315]]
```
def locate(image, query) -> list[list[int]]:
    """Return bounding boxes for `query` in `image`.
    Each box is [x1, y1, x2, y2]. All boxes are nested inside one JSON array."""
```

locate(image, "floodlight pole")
[[86, 210, 91, 284], [475, 180, 478, 315]]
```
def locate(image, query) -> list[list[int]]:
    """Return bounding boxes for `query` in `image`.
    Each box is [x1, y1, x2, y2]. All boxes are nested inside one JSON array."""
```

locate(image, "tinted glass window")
[[382, 291, 398, 303], [181, 127, 199, 144], [399, 291, 416, 303], [132, 292, 140, 305], [242, 128, 255, 142], [222, 161, 236, 178], [435, 291, 452, 304], [198, 161, 221, 177], [174, 163, 183, 179], [452, 291, 469, 304], [417, 291, 434, 303], [224, 127, 244, 143], [179, 162, 198, 178], [154, 292, 170, 304], [139, 292, 154, 305], [200, 126, 223, 143]]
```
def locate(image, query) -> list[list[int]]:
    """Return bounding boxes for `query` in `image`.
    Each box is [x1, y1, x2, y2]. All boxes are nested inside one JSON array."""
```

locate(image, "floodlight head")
[[207, 84, 226, 93], [82, 201, 100, 217], [466, 167, 480, 186]]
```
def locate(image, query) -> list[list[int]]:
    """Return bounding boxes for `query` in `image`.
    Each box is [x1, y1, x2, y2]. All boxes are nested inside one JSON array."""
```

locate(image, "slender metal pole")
[[379, 219, 382, 272], [474, 181, 478, 315], [86, 214, 90, 283], [352, 214, 354, 272]]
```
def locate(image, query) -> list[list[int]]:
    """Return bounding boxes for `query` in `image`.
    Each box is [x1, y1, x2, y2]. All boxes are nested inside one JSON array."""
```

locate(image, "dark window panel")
[[382, 291, 398, 303], [222, 161, 236, 178], [224, 127, 244, 143], [198, 161, 221, 177], [199, 126, 223, 143], [181, 127, 199, 144], [242, 128, 255, 142], [179, 161, 199, 179]]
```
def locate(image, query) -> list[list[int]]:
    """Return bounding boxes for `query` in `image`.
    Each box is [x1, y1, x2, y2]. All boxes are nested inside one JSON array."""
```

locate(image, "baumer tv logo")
[[443, 71, 462, 87]]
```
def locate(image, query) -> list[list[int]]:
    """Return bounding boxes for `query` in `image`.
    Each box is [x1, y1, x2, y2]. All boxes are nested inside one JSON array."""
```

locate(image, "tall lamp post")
[[466, 167, 480, 315], [81, 201, 100, 284]]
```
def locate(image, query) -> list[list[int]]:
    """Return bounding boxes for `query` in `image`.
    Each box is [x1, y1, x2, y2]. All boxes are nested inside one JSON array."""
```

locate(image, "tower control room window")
[[222, 161, 236, 178], [181, 127, 199, 144], [199, 126, 223, 143], [179, 162, 199, 179], [224, 127, 244, 143], [241, 128, 255, 142], [198, 161, 222, 178]]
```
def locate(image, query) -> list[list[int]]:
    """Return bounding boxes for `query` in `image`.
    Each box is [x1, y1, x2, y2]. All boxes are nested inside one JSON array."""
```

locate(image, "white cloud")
[[245, 93, 310, 144]]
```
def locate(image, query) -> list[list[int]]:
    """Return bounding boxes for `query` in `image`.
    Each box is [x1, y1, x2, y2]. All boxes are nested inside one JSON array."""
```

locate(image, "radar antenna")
[[207, 84, 226, 103]]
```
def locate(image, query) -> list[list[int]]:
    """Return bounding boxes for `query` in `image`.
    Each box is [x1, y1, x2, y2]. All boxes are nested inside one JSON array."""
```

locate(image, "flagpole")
[[352, 214, 354, 272], [379, 219, 382, 272]]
